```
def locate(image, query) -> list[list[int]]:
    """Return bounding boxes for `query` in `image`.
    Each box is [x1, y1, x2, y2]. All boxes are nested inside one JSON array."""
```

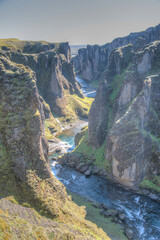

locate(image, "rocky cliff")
[[74, 24, 160, 82], [88, 41, 160, 190], [0, 54, 109, 240], [0, 39, 88, 119]]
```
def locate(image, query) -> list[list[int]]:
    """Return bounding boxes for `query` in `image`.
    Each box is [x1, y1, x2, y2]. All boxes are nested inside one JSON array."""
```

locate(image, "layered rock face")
[[89, 41, 160, 189], [74, 24, 160, 81], [0, 55, 109, 240], [0, 55, 54, 194], [0, 39, 82, 116]]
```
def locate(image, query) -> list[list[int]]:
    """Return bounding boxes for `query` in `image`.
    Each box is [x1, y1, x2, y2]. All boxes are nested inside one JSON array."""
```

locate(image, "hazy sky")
[[0, 0, 160, 45]]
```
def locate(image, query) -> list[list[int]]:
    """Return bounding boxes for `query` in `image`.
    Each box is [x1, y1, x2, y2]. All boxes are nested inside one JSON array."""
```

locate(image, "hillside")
[[0, 52, 110, 240]]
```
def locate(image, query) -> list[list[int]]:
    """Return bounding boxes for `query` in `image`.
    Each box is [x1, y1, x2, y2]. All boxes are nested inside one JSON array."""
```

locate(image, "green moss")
[[64, 94, 93, 121], [89, 80, 100, 89], [74, 129, 110, 172], [45, 116, 60, 140], [140, 175, 160, 193], [0, 38, 62, 53], [110, 70, 126, 101]]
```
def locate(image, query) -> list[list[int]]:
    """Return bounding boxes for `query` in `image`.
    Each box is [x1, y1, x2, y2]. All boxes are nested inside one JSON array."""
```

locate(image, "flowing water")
[[50, 76, 160, 240], [76, 76, 97, 98]]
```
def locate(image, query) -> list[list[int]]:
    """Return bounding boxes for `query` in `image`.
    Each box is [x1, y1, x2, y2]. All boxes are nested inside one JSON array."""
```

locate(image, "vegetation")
[[0, 38, 64, 53], [109, 69, 126, 101], [45, 116, 60, 140], [0, 54, 110, 240], [65, 94, 94, 120], [69, 192, 127, 240], [74, 128, 111, 172], [89, 80, 100, 89], [140, 175, 160, 193]]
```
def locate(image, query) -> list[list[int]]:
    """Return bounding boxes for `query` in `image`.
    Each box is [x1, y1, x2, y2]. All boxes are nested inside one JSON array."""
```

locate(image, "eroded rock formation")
[[0, 53, 109, 240], [88, 41, 160, 189], [74, 24, 160, 82], [0, 39, 82, 117]]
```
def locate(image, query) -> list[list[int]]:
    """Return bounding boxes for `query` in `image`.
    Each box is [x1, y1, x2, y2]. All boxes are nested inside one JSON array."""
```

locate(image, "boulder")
[[118, 213, 126, 221], [125, 228, 134, 240], [85, 170, 91, 177]]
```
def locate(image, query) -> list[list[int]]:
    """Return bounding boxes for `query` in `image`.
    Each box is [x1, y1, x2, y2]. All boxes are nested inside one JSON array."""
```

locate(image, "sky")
[[0, 0, 160, 45]]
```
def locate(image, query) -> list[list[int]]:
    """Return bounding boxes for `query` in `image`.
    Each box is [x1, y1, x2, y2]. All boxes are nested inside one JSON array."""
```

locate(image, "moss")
[[63, 94, 93, 121], [45, 116, 60, 140], [74, 129, 110, 172], [140, 175, 160, 193], [109, 69, 126, 101], [0, 46, 112, 240], [89, 80, 100, 89], [0, 38, 62, 53]]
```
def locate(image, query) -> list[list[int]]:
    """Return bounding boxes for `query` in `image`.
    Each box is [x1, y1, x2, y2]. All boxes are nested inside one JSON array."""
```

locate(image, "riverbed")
[[50, 76, 160, 240]]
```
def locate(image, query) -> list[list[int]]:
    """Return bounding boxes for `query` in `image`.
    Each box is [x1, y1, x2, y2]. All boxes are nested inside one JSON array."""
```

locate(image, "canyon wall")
[[0, 39, 83, 117], [0, 41, 109, 239], [74, 24, 160, 82], [88, 41, 160, 189]]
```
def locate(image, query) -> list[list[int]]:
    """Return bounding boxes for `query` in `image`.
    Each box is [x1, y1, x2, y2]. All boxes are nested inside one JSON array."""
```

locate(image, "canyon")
[[0, 23, 160, 240]]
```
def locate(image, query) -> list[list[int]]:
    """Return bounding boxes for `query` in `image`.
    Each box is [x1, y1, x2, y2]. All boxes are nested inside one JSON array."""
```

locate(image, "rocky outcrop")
[[74, 24, 160, 82], [88, 41, 160, 189], [89, 44, 133, 148], [0, 39, 82, 117], [0, 55, 51, 182], [0, 55, 110, 240], [74, 44, 108, 81]]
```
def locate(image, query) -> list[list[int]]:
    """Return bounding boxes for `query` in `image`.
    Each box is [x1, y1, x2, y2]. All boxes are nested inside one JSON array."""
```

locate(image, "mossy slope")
[[0, 55, 110, 240]]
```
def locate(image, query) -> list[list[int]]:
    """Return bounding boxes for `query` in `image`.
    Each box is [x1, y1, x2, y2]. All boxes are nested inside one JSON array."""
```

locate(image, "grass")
[[0, 38, 63, 53], [65, 94, 94, 120], [69, 192, 127, 240], [45, 116, 60, 140], [89, 80, 100, 89], [74, 128, 111, 172], [109, 69, 126, 101], [140, 175, 160, 193]]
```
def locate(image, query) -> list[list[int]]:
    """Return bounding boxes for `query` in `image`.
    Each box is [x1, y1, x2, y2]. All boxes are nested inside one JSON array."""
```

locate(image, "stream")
[[50, 76, 160, 240]]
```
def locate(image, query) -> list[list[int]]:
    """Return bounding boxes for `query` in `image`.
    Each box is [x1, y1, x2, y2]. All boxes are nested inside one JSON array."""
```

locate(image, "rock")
[[125, 228, 134, 239], [88, 39, 160, 190], [75, 127, 87, 146], [55, 147, 62, 153], [80, 164, 89, 173], [118, 213, 126, 221], [149, 193, 159, 201], [48, 139, 55, 143], [69, 162, 76, 168], [85, 170, 91, 177], [105, 209, 118, 217], [101, 203, 108, 211], [111, 216, 119, 223], [141, 189, 150, 195], [2, 40, 83, 118], [74, 24, 160, 82], [92, 202, 100, 208], [92, 166, 100, 175]]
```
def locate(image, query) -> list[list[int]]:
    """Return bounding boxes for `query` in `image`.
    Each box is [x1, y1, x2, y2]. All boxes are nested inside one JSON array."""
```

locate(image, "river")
[[50, 76, 160, 240]]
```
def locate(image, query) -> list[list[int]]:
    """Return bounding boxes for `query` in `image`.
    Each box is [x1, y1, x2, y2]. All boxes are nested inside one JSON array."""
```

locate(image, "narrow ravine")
[[50, 76, 160, 240]]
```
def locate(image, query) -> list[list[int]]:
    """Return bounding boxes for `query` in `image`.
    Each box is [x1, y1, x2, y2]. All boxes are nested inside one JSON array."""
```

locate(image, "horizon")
[[0, 0, 160, 45], [1, 22, 160, 47]]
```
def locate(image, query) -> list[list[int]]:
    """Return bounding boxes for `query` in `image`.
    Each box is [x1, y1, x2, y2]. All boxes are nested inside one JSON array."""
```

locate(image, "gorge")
[[0, 23, 160, 240]]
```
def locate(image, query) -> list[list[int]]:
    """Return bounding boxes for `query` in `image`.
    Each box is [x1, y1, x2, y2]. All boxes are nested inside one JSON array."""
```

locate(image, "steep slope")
[[88, 41, 160, 190], [0, 55, 110, 240], [74, 24, 160, 82], [0, 39, 91, 120]]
